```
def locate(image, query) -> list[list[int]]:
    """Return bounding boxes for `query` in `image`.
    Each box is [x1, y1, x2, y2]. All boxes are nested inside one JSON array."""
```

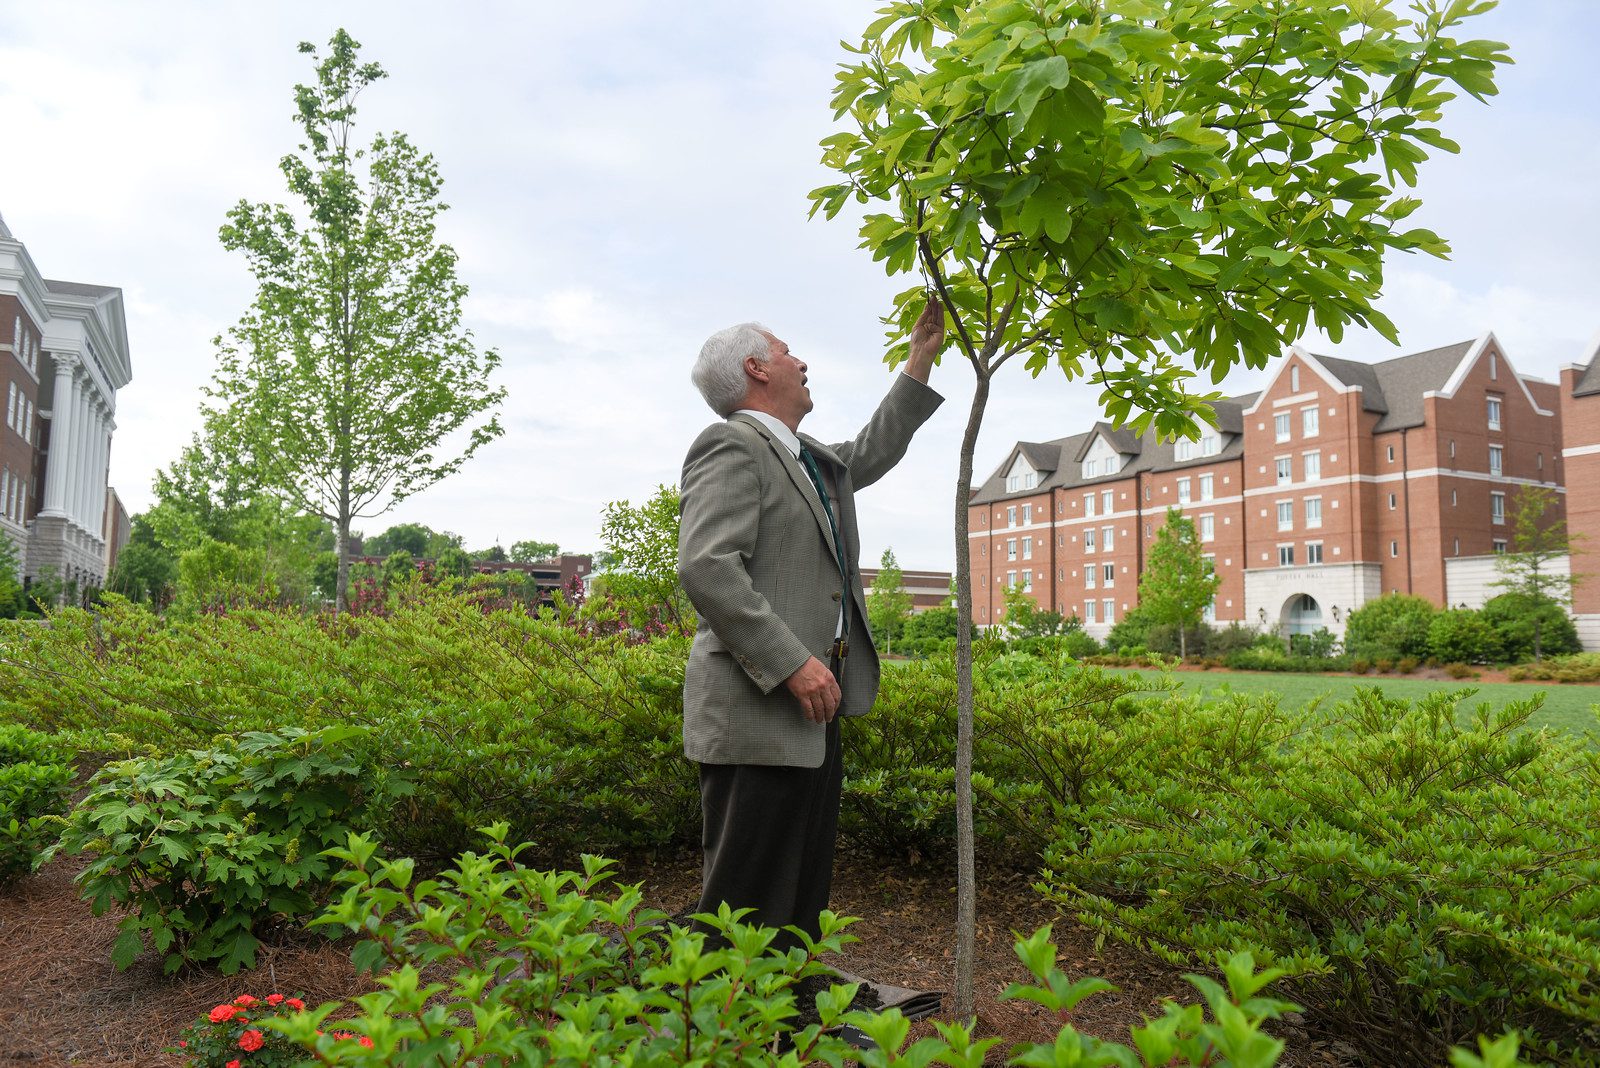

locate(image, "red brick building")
[[1558, 332, 1600, 648], [859, 565, 952, 613], [970, 335, 1565, 641]]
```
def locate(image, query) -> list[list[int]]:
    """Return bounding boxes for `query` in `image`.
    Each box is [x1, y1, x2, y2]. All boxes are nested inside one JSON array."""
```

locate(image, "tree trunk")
[[1179, 625, 1187, 659], [1534, 615, 1543, 662], [952, 371, 990, 1022], [335, 517, 351, 615]]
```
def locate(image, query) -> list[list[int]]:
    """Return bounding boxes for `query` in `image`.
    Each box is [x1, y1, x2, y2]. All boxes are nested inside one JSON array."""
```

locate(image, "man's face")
[[758, 332, 813, 421]]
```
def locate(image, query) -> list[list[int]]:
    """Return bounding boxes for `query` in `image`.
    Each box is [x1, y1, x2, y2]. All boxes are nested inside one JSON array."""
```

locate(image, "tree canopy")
[[1137, 508, 1219, 657]]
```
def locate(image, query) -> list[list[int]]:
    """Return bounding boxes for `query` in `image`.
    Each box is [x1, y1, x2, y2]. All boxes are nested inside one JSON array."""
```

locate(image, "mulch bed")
[[0, 849, 1358, 1066]]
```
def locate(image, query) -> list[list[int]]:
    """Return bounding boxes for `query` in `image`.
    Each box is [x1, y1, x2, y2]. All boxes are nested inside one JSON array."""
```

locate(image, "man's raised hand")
[[904, 299, 946, 382], [784, 655, 842, 724]]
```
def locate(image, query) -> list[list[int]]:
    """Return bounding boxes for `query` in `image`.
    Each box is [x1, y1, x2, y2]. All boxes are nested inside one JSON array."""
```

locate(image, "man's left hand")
[[903, 299, 945, 383]]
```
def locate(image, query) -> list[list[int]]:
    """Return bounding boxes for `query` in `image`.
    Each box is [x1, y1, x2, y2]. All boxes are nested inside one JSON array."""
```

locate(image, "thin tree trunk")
[[335, 517, 351, 615], [1179, 625, 1187, 659], [952, 371, 990, 1022]]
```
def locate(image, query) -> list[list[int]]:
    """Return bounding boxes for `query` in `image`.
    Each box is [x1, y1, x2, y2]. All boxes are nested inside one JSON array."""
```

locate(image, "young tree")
[[1138, 509, 1219, 658], [365, 523, 435, 559], [1494, 484, 1580, 661], [0, 534, 23, 618], [510, 539, 561, 563], [868, 547, 915, 654], [204, 30, 505, 614], [812, 0, 1506, 1017], [598, 484, 695, 634]]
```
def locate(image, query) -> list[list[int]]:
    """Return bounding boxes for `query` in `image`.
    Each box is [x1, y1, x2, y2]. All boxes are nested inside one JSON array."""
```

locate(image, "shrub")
[[1288, 628, 1340, 658], [1014, 629, 1101, 660], [1428, 608, 1502, 664], [1506, 652, 1600, 683], [1040, 688, 1600, 1064], [1350, 658, 1371, 675], [0, 724, 73, 884], [1343, 593, 1436, 661], [1375, 658, 1394, 673], [1397, 655, 1420, 674], [1481, 593, 1581, 662], [1223, 647, 1348, 673], [273, 826, 1306, 1067], [1446, 662, 1477, 679], [1103, 606, 1155, 653], [46, 725, 409, 974], [173, 993, 322, 1066], [1207, 622, 1260, 657]]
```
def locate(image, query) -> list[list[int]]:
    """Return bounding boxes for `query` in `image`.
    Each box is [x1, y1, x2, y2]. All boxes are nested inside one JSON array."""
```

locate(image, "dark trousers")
[[696, 719, 842, 951]]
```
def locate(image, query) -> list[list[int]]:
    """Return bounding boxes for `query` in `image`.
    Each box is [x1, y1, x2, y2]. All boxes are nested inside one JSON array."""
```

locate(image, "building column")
[[70, 385, 93, 528], [87, 402, 107, 538], [78, 389, 98, 531], [40, 355, 78, 517]]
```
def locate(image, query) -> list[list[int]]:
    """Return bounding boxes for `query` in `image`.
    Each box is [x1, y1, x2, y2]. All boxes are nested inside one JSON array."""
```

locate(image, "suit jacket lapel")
[[730, 414, 843, 570]]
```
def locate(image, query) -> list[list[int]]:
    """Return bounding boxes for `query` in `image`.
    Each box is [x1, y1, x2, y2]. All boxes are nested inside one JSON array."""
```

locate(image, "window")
[[1493, 539, 1507, 554], [5, 382, 13, 430], [1022, 536, 1032, 559], [1489, 445, 1503, 477], [1175, 439, 1195, 461], [1084, 600, 1097, 624], [1487, 395, 1502, 431], [1388, 493, 1397, 510], [1084, 493, 1095, 518], [1102, 525, 1114, 551], [1007, 506, 1016, 527], [22, 399, 31, 443], [1101, 490, 1113, 515], [1387, 445, 1395, 462], [1302, 450, 1320, 481], [1102, 598, 1114, 625], [1538, 452, 1544, 471], [1491, 492, 1505, 524], [1302, 406, 1319, 437], [1451, 488, 1458, 507], [1305, 496, 1322, 527], [980, 543, 987, 557], [1200, 514, 1215, 542], [1274, 413, 1291, 442], [1453, 537, 1460, 555], [1085, 565, 1096, 589], [1278, 544, 1295, 566], [1306, 542, 1323, 564], [1105, 455, 1119, 474], [1450, 440, 1456, 460], [1022, 504, 1032, 524], [1490, 351, 1498, 380], [1390, 540, 1399, 558], [1007, 538, 1017, 561], [1085, 527, 1097, 552], [1277, 501, 1293, 531], [1291, 365, 1300, 392], [1199, 474, 1214, 501], [1103, 563, 1115, 587], [1200, 432, 1219, 456], [1177, 477, 1191, 504], [1084, 459, 1097, 478], [1275, 457, 1291, 485], [1023, 571, 1033, 593], [1007, 570, 1016, 588]]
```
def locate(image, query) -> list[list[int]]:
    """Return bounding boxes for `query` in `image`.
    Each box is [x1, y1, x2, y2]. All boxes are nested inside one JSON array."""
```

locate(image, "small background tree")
[[812, 0, 1506, 1016], [1138, 508, 1219, 658], [1493, 484, 1580, 661], [510, 539, 561, 563], [868, 548, 915, 654], [204, 29, 505, 614], [597, 484, 694, 635]]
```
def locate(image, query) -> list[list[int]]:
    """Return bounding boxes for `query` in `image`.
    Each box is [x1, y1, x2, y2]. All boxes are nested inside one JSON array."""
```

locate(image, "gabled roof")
[[1573, 332, 1600, 397], [1016, 442, 1059, 473], [970, 396, 1252, 506]]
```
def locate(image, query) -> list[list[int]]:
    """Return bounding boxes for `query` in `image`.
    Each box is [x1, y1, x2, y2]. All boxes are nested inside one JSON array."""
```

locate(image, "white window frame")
[[1276, 500, 1293, 531], [1007, 538, 1017, 561], [1275, 456, 1292, 485], [1085, 527, 1097, 552], [1274, 412, 1291, 443], [1199, 473, 1214, 501], [1007, 505, 1017, 527], [1102, 562, 1115, 588], [1487, 395, 1502, 431], [1085, 565, 1096, 589], [1304, 496, 1322, 528], [1023, 570, 1033, 593], [1022, 503, 1032, 524], [1489, 445, 1503, 478], [1101, 489, 1114, 515], [1177, 476, 1191, 504], [1200, 513, 1215, 542], [1306, 541, 1323, 565], [1302, 406, 1319, 437], [1022, 536, 1033, 560], [1102, 525, 1114, 551], [1084, 600, 1097, 624], [1084, 493, 1095, 518], [1491, 491, 1505, 524], [1278, 544, 1294, 566], [1102, 598, 1114, 625], [1302, 449, 1321, 481]]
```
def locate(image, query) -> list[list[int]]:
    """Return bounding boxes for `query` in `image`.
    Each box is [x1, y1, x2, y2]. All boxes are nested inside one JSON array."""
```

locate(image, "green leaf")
[[993, 55, 1072, 125]]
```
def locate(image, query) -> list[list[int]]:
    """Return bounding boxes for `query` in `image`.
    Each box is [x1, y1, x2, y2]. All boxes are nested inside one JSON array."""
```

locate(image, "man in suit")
[[678, 303, 945, 947]]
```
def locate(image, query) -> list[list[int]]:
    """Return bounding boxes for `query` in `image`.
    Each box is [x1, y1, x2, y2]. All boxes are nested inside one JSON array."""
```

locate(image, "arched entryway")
[[1281, 593, 1323, 637]]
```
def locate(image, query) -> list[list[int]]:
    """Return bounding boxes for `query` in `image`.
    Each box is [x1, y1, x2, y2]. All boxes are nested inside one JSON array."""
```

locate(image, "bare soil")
[[0, 850, 1358, 1066]]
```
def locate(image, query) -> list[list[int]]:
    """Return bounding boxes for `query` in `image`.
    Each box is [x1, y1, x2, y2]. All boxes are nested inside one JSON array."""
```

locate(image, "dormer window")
[[1006, 454, 1038, 493], [1200, 433, 1219, 457], [1084, 459, 1097, 478], [1104, 455, 1119, 474]]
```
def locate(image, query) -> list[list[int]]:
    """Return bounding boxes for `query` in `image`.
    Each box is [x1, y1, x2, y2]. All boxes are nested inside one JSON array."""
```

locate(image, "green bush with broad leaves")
[[0, 723, 73, 884], [1482, 592, 1581, 662], [265, 824, 1312, 1067], [0, 590, 698, 862], [1342, 593, 1436, 661], [1039, 687, 1600, 1064], [1428, 607, 1503, 664], [45, 724, 409, 974]]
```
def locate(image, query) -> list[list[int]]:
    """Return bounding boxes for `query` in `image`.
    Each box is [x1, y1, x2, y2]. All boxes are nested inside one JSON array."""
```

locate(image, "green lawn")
[[1107, 667, 1600, 738]]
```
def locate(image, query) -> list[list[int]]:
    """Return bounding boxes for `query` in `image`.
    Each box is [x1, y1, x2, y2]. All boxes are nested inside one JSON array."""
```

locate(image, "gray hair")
[[693, 322, 771, 416]]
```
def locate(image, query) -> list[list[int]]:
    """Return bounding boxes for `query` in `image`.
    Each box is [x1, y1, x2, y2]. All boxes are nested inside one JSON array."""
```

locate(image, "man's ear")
[[744, 356, 768, 383]]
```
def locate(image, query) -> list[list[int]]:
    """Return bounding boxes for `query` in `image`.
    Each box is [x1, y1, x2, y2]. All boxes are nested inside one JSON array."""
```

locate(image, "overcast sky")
[[2, 2, 1595, 569]]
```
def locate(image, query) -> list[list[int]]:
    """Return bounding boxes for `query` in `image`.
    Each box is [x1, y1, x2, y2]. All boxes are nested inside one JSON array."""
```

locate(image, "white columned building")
[[1, 213, 134, 595]]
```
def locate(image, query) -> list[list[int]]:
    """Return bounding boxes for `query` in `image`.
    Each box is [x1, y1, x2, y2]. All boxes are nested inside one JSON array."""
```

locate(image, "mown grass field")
[[1110, 667, 1600, 738]]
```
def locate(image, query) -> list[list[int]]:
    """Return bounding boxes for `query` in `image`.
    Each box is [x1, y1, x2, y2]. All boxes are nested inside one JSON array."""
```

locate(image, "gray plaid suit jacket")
[[678, 373, 943, 768]]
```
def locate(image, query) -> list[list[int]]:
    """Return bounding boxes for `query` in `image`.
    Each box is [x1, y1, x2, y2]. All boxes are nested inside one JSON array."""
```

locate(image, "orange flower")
[[359, 1035, 374, 1048], [286, 997, 305, 1011], [234, 994, 259, 1007], [227, 1061, 241, 1068], [209, 1004, 238, 1023], [265, 993, 285, 1006], [237, 1029, 264, 1052]]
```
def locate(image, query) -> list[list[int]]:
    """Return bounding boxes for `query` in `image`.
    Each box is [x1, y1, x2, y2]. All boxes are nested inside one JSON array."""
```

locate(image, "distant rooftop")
[[44, 279, 121, 299]]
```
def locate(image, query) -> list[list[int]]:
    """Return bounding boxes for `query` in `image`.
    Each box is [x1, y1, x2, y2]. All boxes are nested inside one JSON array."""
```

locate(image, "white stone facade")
[[1243, 561, 1384, 639]]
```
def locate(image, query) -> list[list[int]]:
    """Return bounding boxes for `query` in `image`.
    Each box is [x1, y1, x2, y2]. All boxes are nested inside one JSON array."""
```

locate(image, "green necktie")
[[799, 445, 850, 597]]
